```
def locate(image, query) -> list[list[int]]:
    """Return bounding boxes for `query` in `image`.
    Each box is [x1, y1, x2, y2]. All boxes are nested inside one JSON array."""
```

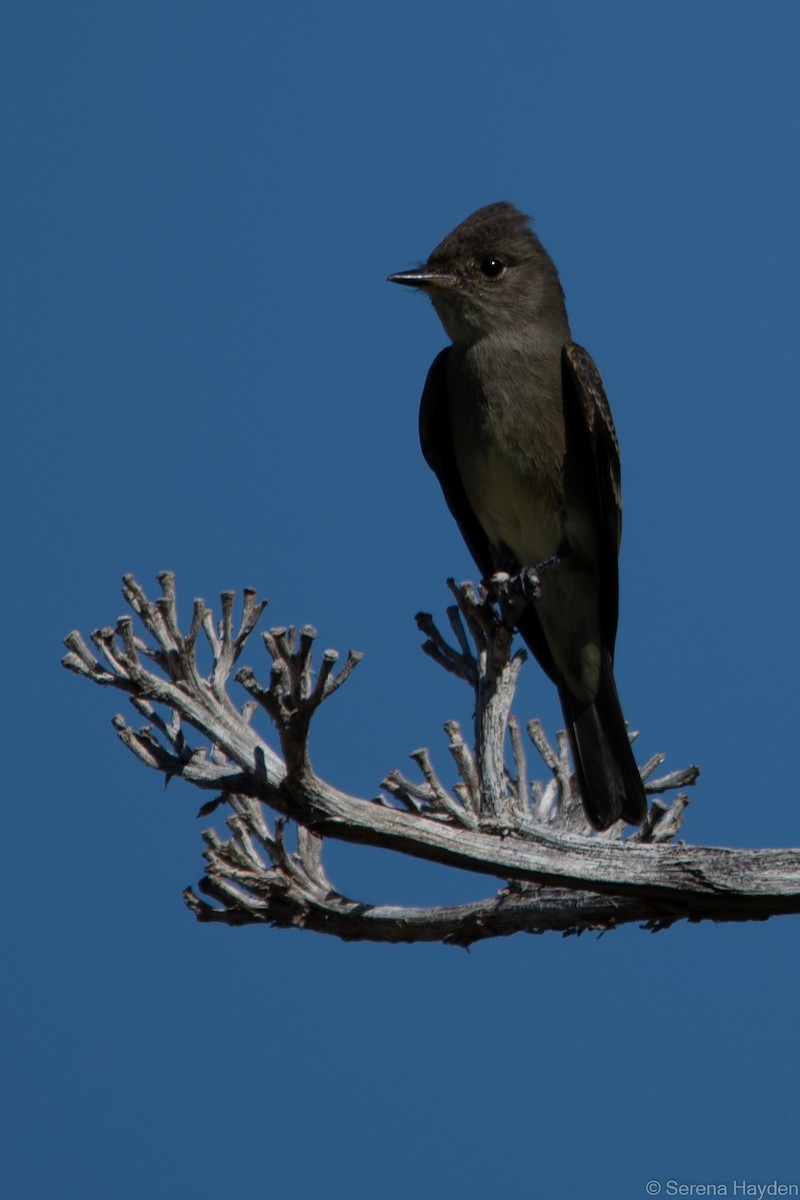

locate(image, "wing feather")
[[562, 342, 622, 655]]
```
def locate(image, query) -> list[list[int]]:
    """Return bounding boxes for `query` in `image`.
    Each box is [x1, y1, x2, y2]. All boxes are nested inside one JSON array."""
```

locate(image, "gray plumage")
[[389, 201, 645, 829]]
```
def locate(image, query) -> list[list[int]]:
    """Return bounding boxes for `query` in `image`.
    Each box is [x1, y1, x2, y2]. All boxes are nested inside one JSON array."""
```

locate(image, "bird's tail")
[[557, 654, 646, 831]]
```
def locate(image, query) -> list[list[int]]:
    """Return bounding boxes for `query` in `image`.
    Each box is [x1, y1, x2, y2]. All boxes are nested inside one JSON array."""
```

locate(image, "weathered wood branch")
[[62, 572, 800, 943]]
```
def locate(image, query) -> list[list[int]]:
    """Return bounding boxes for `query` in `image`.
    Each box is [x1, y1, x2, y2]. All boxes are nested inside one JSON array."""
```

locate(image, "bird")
[[388, 201, 646, 830]]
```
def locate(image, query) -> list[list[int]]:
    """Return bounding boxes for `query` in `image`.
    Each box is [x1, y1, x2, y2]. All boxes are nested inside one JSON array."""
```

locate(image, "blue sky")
[[4, 3, 800, 1197]]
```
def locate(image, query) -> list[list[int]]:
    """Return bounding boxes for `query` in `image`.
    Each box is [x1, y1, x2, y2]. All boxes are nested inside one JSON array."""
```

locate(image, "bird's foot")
[[488, 556, 561, 604]]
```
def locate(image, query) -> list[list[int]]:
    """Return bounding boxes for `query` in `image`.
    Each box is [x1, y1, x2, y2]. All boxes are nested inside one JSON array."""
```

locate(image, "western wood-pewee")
[[389, 202, 646, 830]]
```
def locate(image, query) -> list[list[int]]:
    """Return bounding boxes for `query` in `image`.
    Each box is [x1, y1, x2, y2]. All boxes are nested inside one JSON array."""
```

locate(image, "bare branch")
[[62, 571, 800, 945]]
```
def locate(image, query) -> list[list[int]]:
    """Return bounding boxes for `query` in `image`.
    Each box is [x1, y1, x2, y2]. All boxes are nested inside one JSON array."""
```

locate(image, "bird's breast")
[[447, 340, 567, 568]]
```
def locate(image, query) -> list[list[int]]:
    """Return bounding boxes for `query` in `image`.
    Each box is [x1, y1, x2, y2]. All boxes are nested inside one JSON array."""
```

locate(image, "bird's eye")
[[479, 257, 505, 278]]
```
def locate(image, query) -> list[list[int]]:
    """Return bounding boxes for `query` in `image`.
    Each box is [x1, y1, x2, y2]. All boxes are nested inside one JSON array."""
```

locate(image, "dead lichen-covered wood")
[[62, 572, 800, 944]]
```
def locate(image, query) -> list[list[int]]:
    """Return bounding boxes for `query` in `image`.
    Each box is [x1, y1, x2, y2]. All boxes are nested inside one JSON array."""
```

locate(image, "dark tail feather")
[[558, 655, 646, 830]]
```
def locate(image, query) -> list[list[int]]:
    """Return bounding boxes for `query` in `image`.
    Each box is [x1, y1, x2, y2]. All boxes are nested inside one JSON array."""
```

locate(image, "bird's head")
[[388, 201, 568, 344]]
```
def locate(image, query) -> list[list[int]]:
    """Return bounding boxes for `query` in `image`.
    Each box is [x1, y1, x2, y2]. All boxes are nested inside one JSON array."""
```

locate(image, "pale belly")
[[462, 443, 563, 568], [458, 442, 603, 703]]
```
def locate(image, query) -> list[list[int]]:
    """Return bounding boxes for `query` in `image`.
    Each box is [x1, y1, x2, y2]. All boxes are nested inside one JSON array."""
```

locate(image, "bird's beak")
[[387, 267, 458, 289]]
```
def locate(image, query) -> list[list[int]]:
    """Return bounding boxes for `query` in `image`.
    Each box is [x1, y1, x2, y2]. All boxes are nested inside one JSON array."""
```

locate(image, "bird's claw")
[[487, 556, 561, 604]]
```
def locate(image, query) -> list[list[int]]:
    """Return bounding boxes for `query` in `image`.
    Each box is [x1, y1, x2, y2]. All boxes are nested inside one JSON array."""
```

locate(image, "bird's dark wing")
[[418, 348, 496, 580], [561, 342, 622, 656]]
